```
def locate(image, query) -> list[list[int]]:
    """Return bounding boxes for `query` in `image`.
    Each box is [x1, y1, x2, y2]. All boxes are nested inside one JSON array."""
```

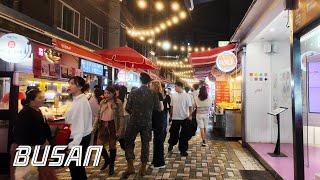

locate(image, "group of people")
[[11, 72, 213, 180]]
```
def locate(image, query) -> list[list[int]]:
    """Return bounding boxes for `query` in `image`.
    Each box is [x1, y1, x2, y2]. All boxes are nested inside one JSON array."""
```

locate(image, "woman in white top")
[[195, 86, 212, 147], [65, 76, 93, 180]]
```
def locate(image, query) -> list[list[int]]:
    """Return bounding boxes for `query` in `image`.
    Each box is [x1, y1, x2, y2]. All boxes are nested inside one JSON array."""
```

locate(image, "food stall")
[[189, 44, 242, 138]]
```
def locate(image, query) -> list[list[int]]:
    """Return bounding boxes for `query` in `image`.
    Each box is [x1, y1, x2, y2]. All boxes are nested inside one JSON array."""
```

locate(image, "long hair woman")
[[65, 76, 93, 179], [150, 80, 165, 169], [195, 85, 212, 146], [115, 85, 129, 150], [11, 88, 55, 180], [94, 86, 124, 175]]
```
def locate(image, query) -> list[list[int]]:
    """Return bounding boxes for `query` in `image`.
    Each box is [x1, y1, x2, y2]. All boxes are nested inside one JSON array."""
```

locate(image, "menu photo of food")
[[61, 65, 68, 79]]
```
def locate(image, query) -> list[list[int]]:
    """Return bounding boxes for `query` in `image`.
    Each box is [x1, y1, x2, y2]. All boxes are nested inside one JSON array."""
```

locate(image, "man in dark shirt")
[[122, 73, 160, 178]]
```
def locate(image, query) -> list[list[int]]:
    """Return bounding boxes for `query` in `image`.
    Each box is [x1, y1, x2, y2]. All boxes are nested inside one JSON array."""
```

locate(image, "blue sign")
[[80, 59, 104, 76]]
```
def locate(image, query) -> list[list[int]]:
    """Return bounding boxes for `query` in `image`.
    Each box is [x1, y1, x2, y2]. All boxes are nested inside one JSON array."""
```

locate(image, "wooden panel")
[[293, 0, 320, 32]]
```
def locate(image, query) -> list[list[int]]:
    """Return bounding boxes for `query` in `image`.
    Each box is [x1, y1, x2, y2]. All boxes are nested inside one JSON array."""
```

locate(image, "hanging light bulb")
[[155, 1, 164, 11], [184, 58, 188, 62], [160, 23, 167, 30], [207, 47, 211, 51], [171, 1, 180, 11], [180, 46, 186, 52], [155, 27, 161, 33], [157, 41, 162, 47], [147, 39, 154, 44], [139, 36, 145, 41], [173, 45, 178, 50], [187, 46, 192, 52], [162, 41, 171, 51], [166, 20, 173, 26], [201, 47, 205, 51], [194, 47, 199, 52], [137, 0, 147, 9], [172, 16, 179, 24], [179, 11, 187, 19]]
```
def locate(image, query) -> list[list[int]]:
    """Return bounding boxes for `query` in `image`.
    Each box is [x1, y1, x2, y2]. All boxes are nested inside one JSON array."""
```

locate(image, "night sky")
[[124, 0, 253, 48]]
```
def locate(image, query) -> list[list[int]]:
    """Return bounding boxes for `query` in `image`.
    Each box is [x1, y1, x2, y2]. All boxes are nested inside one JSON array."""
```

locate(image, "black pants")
[[68, 134, 91, 180], [153, 127, 165, 166], [168, 120, 189, 153]]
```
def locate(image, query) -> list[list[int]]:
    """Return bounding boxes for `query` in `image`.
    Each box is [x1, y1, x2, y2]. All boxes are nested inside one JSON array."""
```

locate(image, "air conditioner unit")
[[264, 43, 272, 53]]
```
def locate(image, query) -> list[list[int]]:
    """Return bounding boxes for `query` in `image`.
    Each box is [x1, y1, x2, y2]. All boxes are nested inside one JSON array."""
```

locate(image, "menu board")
[[81, 59, 104, 76], [308, 55, 320, 113], [215, 81, 230, 103], [293, 0, 320, 32]]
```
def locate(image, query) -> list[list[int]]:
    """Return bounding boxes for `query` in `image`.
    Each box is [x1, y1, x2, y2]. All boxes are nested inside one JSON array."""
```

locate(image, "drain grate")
[[240, 170, 277, 180]]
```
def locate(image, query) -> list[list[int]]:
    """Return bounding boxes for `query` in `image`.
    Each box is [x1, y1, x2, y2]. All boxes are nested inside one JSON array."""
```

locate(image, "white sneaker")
[[152, 165, 166, 169], [201, 142, 208, 147]]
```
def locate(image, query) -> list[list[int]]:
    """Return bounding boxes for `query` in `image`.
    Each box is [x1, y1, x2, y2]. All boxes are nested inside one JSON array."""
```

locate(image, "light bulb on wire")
[[155, 1, 164, 11], [171, 1, 180, 11], [137, 0, 147, 9]]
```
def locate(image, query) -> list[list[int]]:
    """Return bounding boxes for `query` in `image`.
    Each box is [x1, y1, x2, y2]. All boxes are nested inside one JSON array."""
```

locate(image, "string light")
[[166, 20, 172, 26], [172, 16, 179, 24], [156, 60, 192, 68], [194, 47, 199, 52], [179, 11, 187, 19], [171, 1, 180, 11], [155, 1, 164, 11], [137, 0, 147, 9], [147, 39, 154, 44], [180, 46, 186, 52], [173, 45, 178, 50], [160, 23, 167, 30]]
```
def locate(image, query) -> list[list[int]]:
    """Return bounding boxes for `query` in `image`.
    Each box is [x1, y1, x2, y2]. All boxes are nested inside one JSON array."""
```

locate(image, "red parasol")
[[96, 47, 157, 70]]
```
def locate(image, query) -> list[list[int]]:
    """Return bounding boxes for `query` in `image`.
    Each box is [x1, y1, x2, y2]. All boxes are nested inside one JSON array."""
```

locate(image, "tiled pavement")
[[56, 134, 273, 180]]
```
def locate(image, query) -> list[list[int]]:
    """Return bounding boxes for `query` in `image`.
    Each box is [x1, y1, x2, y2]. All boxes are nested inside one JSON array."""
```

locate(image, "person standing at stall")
[[150, 80, 165, 169], [122, 73, 160, 178], [94, 86, 124, 175], [168, 81, 193, 157], [11, 88, 56, 180], [195, 86, 212, 146], [65, 76, 92, 180]]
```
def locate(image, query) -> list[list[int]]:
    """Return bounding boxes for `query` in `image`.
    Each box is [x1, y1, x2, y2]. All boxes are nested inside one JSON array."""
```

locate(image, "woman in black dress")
[[150, 80, 165, 169]]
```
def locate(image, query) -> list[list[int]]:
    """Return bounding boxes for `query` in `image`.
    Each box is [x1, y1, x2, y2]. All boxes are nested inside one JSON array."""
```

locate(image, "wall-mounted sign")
[[0, 33, 32, 63], [216, 51, 237, 73], [44, 49, 61, 63], [215, 81, 230, 103], [80, 59, 104, 76]]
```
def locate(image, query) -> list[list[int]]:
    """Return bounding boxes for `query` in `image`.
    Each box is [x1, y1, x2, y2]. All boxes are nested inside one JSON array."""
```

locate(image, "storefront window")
[[300, 24, 320, 179], [0, 77, 11, 110]]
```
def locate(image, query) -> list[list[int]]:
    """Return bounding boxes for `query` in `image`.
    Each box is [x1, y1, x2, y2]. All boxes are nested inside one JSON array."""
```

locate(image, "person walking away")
[[168, 82, 193, 157], [65, 76, 92, 180], [195, 86, 212, 146], [11, 88, 56, 180], [122, 73, 160, 178], [89, 87, 104, 145], [150, 81, 165, 169], [93, 86, 124, 175]]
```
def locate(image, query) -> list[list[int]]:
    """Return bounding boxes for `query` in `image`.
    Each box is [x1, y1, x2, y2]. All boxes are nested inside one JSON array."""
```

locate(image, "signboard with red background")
[[215, 81, 230, 103]]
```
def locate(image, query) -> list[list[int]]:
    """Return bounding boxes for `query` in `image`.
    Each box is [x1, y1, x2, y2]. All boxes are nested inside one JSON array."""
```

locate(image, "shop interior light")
[[171, 1, 180, 11], [236, 76, 242, 81], [155, 1, 164, 11], [137, 0, 147, 9]]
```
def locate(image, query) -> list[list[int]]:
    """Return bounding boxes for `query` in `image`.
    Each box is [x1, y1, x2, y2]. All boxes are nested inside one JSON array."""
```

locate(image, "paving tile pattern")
[[56, 135, 271, 179]]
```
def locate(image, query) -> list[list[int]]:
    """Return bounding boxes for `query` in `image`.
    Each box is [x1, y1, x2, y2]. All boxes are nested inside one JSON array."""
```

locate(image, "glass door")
[[0, 72, 18, 175]]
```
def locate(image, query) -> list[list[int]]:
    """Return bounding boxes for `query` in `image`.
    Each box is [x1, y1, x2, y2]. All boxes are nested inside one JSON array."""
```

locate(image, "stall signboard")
[[293, 0, 320, 32], [81, 59, 104, 76], [215, 81, 230, 103], [0, 33, 32, 64], [216, 51, 237, 73]]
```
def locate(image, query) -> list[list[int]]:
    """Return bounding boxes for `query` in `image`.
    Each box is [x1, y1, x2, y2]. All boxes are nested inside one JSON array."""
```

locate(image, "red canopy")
[[96, 47, 157, 70], [189, 44, 236, 66]]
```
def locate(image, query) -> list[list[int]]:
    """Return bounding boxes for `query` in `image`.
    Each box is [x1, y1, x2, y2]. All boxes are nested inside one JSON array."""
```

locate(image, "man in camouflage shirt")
[[122, 73, 160, 177]]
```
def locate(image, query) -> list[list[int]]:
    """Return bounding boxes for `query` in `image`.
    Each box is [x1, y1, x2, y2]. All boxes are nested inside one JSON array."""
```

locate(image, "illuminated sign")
[[216, 51, 237, 73], [0, 33, 32, 63], [218, 41, 230, 47], [81, 59, 104, 76]]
